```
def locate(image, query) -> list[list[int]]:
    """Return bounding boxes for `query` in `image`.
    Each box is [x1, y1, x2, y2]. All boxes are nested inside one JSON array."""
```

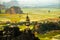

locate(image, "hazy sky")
[[0, 0, 60, 7]]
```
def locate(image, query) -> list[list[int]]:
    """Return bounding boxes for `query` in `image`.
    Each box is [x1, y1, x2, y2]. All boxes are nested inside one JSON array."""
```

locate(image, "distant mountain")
[[3, 1, 20, 8], [19, 4, 60, 8], [2, 0, 60, 8]]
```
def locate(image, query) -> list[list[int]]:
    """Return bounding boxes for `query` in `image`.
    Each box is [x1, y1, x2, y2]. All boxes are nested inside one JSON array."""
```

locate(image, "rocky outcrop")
[[6, 6, 23, 14]]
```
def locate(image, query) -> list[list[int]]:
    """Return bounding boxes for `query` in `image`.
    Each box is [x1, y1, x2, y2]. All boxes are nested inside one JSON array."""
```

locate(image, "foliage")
[[39, 22, 60, 33]]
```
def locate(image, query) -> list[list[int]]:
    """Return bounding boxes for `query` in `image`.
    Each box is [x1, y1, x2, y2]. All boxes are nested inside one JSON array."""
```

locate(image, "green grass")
[[0, 8, 60, 40], [0, 8, 60, 22]]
